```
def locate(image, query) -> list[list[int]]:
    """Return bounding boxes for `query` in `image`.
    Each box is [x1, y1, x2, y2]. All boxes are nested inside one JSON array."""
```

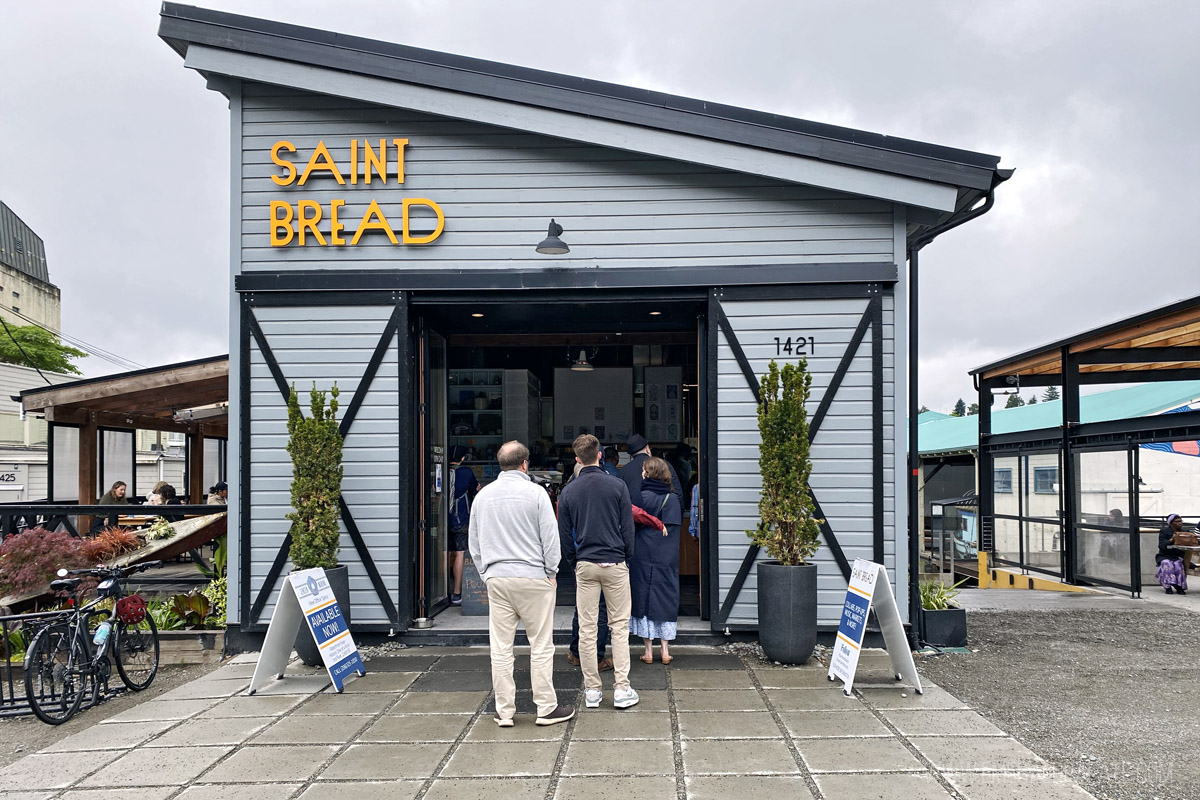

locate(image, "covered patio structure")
[[16, 355, 229, 532], [972, 295, 1200, 594]]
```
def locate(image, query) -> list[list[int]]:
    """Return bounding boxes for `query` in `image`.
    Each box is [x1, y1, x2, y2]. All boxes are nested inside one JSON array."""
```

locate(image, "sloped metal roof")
[[158, 4, 1005, 195], [919, 381, 1200, 456]]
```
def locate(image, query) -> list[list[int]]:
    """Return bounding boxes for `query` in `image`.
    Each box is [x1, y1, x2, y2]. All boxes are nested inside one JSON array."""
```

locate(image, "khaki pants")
[[576, 561, 632, 692], [486, 576, 558, 719]]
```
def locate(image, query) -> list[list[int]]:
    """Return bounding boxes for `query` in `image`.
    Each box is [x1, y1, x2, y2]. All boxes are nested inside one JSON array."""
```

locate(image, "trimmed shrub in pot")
[[749, 359, 823, 664], [286, 382, 350, 666]]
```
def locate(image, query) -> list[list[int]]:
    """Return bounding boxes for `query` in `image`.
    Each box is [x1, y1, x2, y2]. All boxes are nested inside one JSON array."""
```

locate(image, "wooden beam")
[[980, 351, 1061, 380], [189, 431, 205, 504], [78, 418, 97, 531], [1070, 305, 1200, 353], [21, 360, 229, 413]]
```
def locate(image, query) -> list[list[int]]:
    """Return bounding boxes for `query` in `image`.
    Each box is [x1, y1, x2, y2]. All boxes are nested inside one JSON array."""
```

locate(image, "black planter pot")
[[756, 561, 818, 665], [295, 565, 352, 667], [922, 607, 967, 648]]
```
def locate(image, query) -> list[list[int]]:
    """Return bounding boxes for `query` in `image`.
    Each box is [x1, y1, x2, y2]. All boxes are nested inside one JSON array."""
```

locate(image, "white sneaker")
[[585, 689, 602, 708], [613, 687, 640, 709]]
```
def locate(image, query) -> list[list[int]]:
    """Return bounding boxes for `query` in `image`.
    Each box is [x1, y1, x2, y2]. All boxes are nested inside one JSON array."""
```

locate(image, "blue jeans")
[[570, 594, 608, 658]]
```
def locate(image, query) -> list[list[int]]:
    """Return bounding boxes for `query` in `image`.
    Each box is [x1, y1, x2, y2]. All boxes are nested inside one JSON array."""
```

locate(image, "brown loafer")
[[597, 657, 614, 672], [567, 652, 580, 666]]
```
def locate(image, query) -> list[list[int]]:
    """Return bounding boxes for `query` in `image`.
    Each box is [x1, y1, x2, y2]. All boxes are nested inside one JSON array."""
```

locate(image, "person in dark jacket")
[[448, 446, 479, 606], [92, 481, 127, 533], [619, 434, 682, 510], [630, 457, 681, 665], [1157, 513, 1189, 595], [558, 433, 639, 710], [157, 484, 185, 523]]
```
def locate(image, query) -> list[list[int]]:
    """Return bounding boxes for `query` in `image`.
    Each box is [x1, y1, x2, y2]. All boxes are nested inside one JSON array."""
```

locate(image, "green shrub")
[[286, 382, 344, 570], [747, 359, 823, 565], [202, 576, 227, 625], [919, 579, 966, 610]]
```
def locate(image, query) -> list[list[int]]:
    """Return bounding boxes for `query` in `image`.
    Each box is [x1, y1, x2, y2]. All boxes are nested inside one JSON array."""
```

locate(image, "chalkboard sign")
[[461, 552, 489, 616]]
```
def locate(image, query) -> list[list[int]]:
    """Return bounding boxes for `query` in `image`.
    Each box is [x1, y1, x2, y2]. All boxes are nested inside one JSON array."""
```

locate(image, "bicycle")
[[23, 561, 162, 725]]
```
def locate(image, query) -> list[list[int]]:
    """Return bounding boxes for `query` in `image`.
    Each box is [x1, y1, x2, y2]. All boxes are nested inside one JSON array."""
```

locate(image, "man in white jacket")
[[469, 440, 574, 727]]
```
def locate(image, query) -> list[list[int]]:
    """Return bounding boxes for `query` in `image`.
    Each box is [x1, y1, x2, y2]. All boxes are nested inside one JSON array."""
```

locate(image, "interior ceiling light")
[[571, 349, 594, 372], [471, 313, 484, 318], [649, 310, 663, 316], [535, 219, 570, 255]]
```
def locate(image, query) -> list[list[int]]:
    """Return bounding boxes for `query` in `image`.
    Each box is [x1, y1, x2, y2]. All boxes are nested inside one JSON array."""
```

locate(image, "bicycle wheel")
[[114, 612, 158, 691], [24, 623, 85, 725]]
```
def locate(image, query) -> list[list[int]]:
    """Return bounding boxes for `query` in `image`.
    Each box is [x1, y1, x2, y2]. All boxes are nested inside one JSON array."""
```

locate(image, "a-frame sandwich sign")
[[250, 567, 366, 694], [828, 558, 922, 696]]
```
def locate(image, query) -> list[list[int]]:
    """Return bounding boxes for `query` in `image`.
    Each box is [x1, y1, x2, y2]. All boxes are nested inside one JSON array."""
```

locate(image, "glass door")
[[417, 323, 449, 619]]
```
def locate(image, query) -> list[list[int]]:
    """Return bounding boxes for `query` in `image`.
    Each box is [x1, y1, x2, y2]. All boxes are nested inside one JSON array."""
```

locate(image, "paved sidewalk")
[[0, 646, 1095, 799]]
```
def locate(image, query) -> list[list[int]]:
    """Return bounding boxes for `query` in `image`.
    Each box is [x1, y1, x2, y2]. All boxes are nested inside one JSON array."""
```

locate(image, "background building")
[[0, 202, 62, 332]]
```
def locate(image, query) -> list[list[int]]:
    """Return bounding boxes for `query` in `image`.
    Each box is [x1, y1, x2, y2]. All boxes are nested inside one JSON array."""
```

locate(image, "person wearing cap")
[[619, 434, 682, 510], [449, 445, 480, 606], [207, 481, 229, 505]]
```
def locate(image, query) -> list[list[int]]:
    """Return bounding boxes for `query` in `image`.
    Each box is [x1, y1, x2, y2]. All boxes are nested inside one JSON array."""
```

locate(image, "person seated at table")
[[157, 484, 185, 522], [91, 481, 127, 533], [207, 481, 228, 505], [1156, 513, 1189, 595], [144, 480, 169, 506]]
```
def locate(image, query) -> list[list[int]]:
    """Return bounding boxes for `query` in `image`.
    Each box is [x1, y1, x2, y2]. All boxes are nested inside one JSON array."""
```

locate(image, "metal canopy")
[[974, 296, 1200, 592], [973, 294, 1200, 382]]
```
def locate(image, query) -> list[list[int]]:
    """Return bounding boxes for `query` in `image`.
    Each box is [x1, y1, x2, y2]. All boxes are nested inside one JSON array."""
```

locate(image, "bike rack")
[[0, 610, 126, 718]]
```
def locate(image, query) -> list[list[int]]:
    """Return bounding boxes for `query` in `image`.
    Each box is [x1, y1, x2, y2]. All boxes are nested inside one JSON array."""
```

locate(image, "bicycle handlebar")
[[62, 560, 164, 578]]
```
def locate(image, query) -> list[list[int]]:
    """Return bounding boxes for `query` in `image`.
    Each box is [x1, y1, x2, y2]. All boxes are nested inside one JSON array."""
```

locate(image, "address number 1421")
[[773, 335, 816, 356]]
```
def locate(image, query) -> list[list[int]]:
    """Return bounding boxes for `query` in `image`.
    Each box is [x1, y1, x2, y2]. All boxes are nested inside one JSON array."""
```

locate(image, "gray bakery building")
[[158, 4, 1008, 642]]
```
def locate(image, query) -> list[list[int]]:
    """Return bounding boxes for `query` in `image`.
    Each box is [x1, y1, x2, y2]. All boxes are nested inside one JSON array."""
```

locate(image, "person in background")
[[469, 440, 573, 727], [448, 445, 479, 606], [207, 481, 228, 505], [1156, 513, 1189, 595], [564, 462, 612, 672], [669, 443, 694, 494], [564, 460, 666, 672], [559, 433, 639, 710], [620, 434, 682, 509], [98, 481, 127, 506], [93, 481, 127, 533], [630, 457, 681, 665], [602, 446, 620, 477], [157, 484, 185, 523], [689, 481, 700, 540]]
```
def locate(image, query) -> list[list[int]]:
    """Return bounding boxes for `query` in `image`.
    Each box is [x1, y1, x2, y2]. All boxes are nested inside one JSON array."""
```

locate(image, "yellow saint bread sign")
[[266, 139, 445, 247]]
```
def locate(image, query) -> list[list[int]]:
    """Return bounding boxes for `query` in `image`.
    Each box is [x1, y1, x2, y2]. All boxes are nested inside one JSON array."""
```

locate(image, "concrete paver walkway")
[[0, 646, 1096, 799]]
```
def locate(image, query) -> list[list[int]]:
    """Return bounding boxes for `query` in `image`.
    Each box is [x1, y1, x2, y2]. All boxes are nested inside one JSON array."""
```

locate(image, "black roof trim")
[[19, 354, 228, 401], [234, 262, 898, 294], [971, 294, 1200, 376], [159, 3, 1002, 192]]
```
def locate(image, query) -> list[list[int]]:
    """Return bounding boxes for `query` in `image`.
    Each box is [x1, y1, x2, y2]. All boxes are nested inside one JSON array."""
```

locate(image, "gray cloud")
[[2, 1, 1196, 410]]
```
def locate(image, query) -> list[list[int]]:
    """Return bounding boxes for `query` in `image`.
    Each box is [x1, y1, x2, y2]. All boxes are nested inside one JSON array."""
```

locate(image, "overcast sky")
[[2, 0, 1197, 411]]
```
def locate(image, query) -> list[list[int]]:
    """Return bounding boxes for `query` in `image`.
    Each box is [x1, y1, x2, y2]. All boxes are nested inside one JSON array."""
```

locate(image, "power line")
[[4, 307, 145, 372], [3, 307, 141, 369], [0, 314, 52, 385]]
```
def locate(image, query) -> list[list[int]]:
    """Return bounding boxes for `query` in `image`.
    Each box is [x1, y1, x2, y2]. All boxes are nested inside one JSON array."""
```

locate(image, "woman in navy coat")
[[629, 457, 682, 664]]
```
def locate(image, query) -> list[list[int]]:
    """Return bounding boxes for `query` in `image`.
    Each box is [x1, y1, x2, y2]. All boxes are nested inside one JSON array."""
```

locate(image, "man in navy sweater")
[[558, 433, 639, 709]]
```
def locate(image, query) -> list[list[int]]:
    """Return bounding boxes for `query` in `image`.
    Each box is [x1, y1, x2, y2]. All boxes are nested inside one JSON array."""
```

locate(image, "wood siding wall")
[[716, 293, 896, 626], [233, 82, 905, 630], [239, 86, 895, 273], [247, 304, 401, 625]]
